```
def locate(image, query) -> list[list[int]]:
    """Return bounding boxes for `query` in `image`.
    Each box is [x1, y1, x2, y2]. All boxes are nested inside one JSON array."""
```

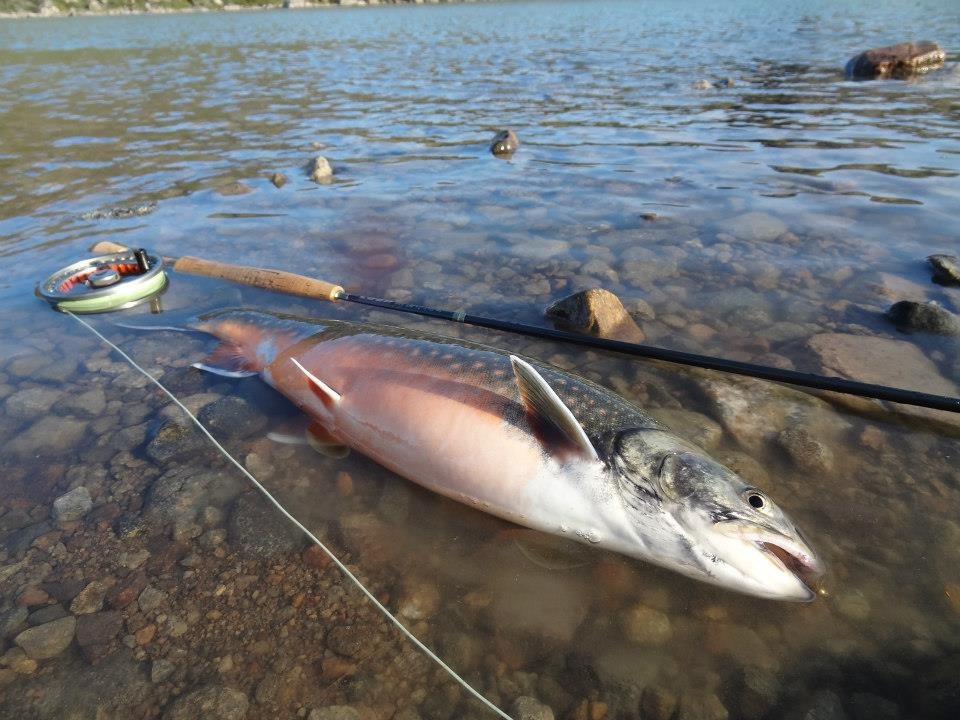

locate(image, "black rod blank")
[[339, 292, 960, 415]]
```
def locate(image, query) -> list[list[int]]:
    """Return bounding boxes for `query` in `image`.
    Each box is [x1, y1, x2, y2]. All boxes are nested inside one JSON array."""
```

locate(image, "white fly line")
[[66, 310, 513, 720]]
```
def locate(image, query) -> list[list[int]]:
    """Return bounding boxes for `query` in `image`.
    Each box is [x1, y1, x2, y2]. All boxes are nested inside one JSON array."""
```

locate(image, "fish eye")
[[747, 492, 765, 509]]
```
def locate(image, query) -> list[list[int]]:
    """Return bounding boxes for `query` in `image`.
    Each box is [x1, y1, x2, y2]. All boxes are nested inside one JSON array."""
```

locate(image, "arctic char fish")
[[191, 310, 824, 601]]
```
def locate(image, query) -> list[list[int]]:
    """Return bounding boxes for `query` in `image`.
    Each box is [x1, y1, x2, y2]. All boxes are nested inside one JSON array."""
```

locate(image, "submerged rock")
[[269, 172, 287, 188], [807, 333, 958, 397], [887, 300, 960, 336], [14, 616, 76, 660], [846, 41, 945, 79], [511, 696, 555, 720], [163, 684, 249, 720], [52, 486, 93, 523], [776, 427, 834, 474], [928, 254, 960, 285], [216, 182, 252, 197], [228, 493, 304, 557], [546, 288, 646, 342], [622, 602, 672, 645], [490, 129, 519, 156]]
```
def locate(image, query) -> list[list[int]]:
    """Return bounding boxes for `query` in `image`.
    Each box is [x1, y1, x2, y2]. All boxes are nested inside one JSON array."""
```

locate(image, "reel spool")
[[36, 248, 167, 313]]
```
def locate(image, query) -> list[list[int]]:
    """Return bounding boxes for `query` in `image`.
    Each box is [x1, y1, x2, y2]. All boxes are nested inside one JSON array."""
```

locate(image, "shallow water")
[[1, 1, 960, 718]]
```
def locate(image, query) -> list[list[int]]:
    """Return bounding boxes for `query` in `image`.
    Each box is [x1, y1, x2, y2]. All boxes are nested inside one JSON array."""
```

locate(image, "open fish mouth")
[[759, 541, 824, 595]]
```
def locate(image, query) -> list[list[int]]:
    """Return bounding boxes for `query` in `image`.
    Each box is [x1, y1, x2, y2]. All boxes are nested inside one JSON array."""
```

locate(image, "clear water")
[[1, 2, 959, 718]]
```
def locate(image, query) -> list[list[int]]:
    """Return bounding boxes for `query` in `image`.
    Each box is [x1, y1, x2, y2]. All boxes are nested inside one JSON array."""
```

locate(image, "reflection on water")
[[1, 0, 960, 718]]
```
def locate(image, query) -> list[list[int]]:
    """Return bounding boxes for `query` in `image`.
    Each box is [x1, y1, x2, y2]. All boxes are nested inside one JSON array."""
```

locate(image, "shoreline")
[[0, 0, 467, 20]]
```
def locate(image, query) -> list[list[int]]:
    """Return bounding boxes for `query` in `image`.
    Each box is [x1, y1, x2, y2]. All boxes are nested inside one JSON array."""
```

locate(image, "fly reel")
[[36, 248, 167, 313]]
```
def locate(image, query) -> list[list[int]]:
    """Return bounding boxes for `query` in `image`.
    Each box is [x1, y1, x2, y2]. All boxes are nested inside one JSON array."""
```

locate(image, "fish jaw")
[[693, 515, 824, 601]]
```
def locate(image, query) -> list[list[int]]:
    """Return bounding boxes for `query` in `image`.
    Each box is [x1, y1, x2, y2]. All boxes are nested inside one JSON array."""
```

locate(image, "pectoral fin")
[[191, 341, 259, 378], [510, 355, 599, 462], [290, 357, 341, 409]]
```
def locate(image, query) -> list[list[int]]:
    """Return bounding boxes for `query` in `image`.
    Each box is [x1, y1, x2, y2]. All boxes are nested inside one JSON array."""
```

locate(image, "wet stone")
[[846, 41, 945, 79], [641, 687, 679, 720], [7, 415, 88, 457], [309, 155, 333, 183], [145, 467, 244, 532], [197, 396, 268, 439], [928, 254, 960, 285], [490, 129, 519, 156], [138, 585, 167, 615], [17, 586, 50, 607], [676, 693, 728, 720], [545, 288, 645, 342], [325, 625, 376, 660], [786, 689, 848, 720], [716, 212, 787, 243], [228, 493, 304, 557], [886, 300, 960, 336], [216, 181, 252, 196], [52, 486, 93, 523], [848, 693, 900, 720], [5, 520, 53, 557], [163, 683, 249, 720], [776, 428, 834, 474], [808, 333, 958, 397], [71, 578, 114, 615], [28, 604, 67, 626], [4, 646, 37, 674], [4, 386, 62, 419], [622, 603, 672, 645], [650, 408, 723, 450], [14, 615, 76, 660], [511, 696, 555, 720], [59, 387, 107, 417], [145, 420, 210, 464], [76, 610, 123, 647], [152, 657, 176, 683], [269, 172, 287, 188], [0, 606, 28, 640]]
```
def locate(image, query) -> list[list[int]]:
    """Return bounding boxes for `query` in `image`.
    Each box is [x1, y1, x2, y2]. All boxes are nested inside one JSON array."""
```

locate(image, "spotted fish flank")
[[190, 309, 824, 601]]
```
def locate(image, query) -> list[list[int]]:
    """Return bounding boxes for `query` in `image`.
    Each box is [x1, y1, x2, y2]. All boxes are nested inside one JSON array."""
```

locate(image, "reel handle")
[[88, 241, 344, 302]]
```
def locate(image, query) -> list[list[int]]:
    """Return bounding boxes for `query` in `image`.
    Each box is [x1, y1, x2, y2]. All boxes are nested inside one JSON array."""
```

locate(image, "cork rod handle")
[[87, 241, 344, 302]]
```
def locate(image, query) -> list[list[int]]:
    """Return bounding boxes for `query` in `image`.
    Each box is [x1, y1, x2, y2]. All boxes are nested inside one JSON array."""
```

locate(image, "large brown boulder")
[[845, 41, 945, 79], [545, 288, 646, 342]]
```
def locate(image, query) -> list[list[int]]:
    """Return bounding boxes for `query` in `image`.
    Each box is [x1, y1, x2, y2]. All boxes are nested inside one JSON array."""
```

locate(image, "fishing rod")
[[83, 240, 960, 414]]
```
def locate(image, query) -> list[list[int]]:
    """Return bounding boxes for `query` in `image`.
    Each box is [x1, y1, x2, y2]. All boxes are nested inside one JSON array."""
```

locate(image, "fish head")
[[612, 429, 824, 601]]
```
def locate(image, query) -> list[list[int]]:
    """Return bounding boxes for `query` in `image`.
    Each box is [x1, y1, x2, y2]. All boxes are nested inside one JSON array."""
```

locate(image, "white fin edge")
[[191, 362, 258, 378], [290, 357, 342, 406], [510, 355, 599, 462]]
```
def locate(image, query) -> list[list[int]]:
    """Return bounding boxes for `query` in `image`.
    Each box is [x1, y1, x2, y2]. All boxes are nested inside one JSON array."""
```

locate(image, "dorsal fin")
[[510, 355, 599, 463], [290, 357, 341, 409]]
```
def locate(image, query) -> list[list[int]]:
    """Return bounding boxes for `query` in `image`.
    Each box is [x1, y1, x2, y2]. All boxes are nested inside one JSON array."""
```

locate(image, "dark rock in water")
[[76, 610, 123, 648], [546, 288, 646, 342], [785, 689, 848, 720], [490, 129, 519, 156], [325, 624, 376, 660], [163, 684, 249, 720], [197, 396, 268, 440], [928, 254, 960, 286], [886, 300, 960, 336], [4, 521, 54, 558], [776, 427, 834, 474], [845, 41, 945, 79], [228, 493, 304, 557], [510, 696, 555, 720], [269, 172, 287, 188], [216, 182, 252, 197], [847, 693, 900, 720], [28, 604, 68, 627], [0, 606, 28, 640], [145, 418, 216, 464]]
